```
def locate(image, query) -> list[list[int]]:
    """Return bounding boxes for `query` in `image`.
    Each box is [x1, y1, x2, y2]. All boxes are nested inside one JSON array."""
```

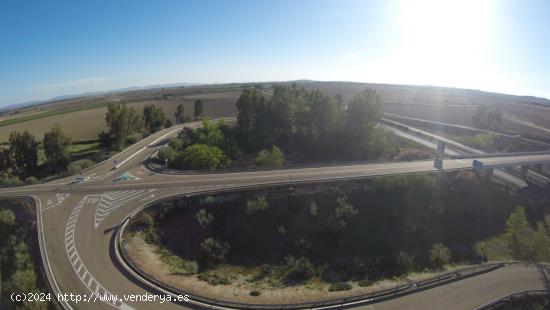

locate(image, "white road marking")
[[65, 196, 134, 310], [93, 190, 147, 229], [42, 193, 70, 212]]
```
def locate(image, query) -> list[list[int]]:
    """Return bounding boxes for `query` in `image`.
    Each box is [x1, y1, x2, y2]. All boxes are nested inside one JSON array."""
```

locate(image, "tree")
[[194, 119, 224, 147], [157, 146, 176, 165], [200, 238, 230, 266], [245, 196, 269, 214], [0, 148, 12, 177], [506, 206, 536, 261], [533, 222, 550, 262], [236, 88, 264, 135], [472, 105, 502, 131], [43, 124, 72, 173], [171, 144, 229, 170], [104, 103, 143, 148], [8, 131, 39, 178], [143, 104, 166, 133], [194, 99, 204, 120], [0, 209, 16, 226], [196, 209, 213, 228], [255, 145, 285, 168], [326, 195, 358, 232], [429, 243, 452, 268], [345, 88, 384, 157], [174, 103, 186, 124]]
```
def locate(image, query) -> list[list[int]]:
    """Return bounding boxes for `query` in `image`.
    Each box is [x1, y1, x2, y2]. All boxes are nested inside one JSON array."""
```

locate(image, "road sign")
[[473, 159, 483, 170]]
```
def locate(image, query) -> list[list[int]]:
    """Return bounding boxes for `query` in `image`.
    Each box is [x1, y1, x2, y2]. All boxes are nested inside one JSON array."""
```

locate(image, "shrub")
[[125, 133, 141, 145], [1, 176, 23, 187], [68, 159, 94, 175], [245, 196, 269, 214], [197, 273, 231, 285], [256, 145, 285, 168], [157, 247, 198, 275], [429, 243, 452, 268], [357, 278, 373, 287], [283, 256, 316, 283], [172, 144, 229, 170], [157, 146, 176, 165], [328, 282, 352, 292], [0, 209, 16, 226], [249, 290, 261, 296], [200, 238, 230, 266], [25, 176, 38, 185], [196, 209, 214, 228]]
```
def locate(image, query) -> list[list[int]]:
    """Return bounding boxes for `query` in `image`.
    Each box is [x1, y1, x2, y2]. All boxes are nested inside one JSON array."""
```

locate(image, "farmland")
[[2, 81, 550, 142]]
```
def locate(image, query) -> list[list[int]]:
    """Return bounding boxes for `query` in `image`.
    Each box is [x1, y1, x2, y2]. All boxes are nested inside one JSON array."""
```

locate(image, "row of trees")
[[100, 100, 204, 150], [235, 85, 389, 158], [160, 85, 391, 171], [0, 207, 49, 309], [0, 125, 72, 182]]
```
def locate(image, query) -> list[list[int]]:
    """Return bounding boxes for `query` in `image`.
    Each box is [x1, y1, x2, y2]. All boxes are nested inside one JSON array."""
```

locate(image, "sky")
[[1, 0, 550, 106]]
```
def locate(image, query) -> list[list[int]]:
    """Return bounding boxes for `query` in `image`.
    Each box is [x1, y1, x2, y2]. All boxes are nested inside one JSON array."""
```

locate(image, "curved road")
[[1, 120, 549, 310]]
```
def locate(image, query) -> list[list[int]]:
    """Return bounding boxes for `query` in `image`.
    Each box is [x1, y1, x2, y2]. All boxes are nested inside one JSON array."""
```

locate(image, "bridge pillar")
[[520, 165, 529, 178]]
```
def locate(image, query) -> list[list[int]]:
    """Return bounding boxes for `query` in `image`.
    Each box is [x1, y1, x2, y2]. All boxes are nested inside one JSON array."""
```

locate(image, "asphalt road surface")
[[1, 120, 549, 310]]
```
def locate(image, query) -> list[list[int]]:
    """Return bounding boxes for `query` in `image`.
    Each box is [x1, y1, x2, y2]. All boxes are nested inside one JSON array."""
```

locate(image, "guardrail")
[[115, 190, 511, 309], [473, 290, 549, 310]]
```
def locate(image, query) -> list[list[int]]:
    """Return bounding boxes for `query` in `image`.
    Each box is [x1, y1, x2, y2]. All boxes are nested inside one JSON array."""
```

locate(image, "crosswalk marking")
[[93, 190, 154, 229]]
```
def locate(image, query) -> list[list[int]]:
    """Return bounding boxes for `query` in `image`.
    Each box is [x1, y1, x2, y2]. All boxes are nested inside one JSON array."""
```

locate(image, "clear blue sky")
[[1, 0, 549, 106]]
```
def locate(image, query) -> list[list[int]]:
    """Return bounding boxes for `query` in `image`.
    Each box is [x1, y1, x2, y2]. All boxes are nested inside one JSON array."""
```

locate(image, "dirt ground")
[[124, 234, 462, 305]]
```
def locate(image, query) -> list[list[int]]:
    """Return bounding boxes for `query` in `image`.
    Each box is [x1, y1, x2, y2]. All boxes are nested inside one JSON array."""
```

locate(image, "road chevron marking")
[[93, 190, 148, 229], [65, 196, 134, 310]]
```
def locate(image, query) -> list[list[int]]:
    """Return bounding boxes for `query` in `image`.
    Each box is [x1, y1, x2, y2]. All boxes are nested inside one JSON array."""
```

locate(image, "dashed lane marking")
[[65, 196, 134, 310]]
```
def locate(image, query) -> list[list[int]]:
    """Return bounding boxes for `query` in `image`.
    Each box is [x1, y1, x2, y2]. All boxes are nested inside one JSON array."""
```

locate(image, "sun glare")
[[371, 0, 496, 89]]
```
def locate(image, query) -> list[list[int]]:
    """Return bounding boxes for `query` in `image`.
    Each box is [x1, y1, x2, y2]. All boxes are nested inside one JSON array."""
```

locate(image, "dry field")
[[2, 81, 550, 142], [0, 89, 240, 142]]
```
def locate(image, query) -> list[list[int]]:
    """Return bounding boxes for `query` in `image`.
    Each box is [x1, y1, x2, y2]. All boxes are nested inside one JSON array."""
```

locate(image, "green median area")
[[123, 171, 550, 305]]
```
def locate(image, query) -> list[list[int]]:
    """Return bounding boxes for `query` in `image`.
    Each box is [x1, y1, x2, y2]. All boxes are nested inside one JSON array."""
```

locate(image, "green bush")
[[197, 273, 231, 285], [256, 145, 285, 168], [157, 146, 176, 165], [157, 247, 198, 275], [429, 243, 452, 268], [0, 176, 23, 187], [283, 256, 316, 283], [196, 209, 214, 228], [328, 282, 352, 292], [245, 196, 269, 214], [68, 159, 94, 174], [25, 176, 39, 185], [0, 209, 16, 225], [172, 144, 229, 170], [200, 238, 231, 266], [249, 290, 261, 296], [357, 278, 373, 287]]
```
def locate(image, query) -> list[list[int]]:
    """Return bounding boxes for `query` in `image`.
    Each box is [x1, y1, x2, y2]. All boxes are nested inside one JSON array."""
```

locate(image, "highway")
[[1, 120, 550, 310]]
